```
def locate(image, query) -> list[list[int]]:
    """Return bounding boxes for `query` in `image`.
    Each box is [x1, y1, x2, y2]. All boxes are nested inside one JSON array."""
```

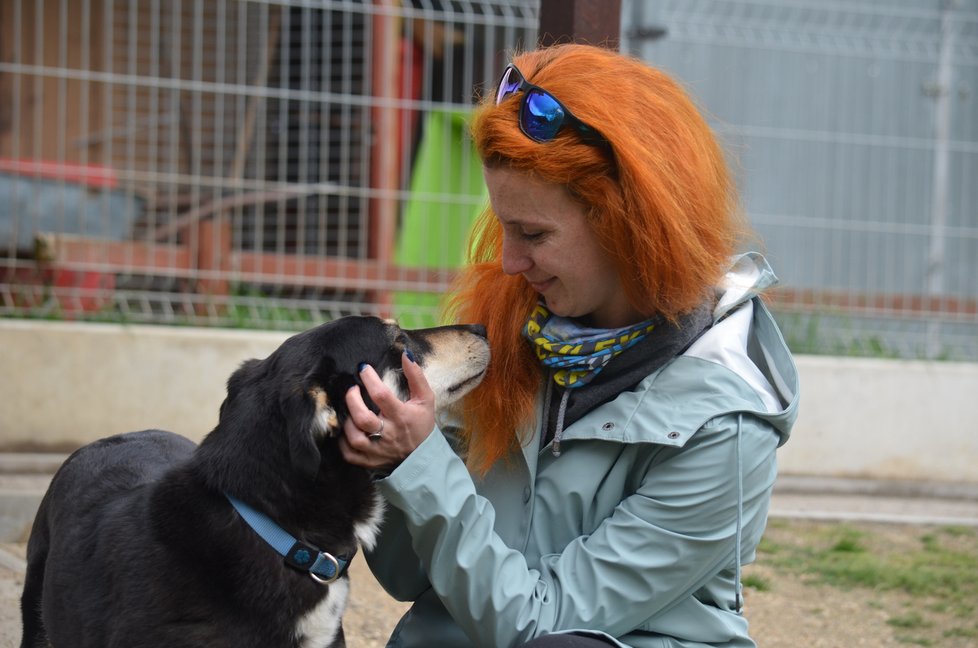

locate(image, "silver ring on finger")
[[368, 418, 385, 441]]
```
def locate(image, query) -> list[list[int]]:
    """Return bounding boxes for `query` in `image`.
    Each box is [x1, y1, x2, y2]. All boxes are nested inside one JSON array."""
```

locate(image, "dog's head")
[[215, 317, 490, 482]]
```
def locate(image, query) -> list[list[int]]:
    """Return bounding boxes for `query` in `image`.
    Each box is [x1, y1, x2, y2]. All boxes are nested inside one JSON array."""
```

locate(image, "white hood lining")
[[683, 301, 782, 414]]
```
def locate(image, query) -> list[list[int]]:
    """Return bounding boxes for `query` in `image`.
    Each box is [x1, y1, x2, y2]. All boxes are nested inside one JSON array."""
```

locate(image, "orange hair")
[[445, 44, 746, 474]]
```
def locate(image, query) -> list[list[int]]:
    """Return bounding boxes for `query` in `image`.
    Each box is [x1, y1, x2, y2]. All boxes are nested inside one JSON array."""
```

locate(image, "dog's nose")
[[469, 324, 488, 339]]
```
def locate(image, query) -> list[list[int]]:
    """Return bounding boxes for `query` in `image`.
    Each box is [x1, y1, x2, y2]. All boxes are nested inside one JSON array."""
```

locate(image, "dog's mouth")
[[394, 323, 491, 408], [446, 368, 488, 397]]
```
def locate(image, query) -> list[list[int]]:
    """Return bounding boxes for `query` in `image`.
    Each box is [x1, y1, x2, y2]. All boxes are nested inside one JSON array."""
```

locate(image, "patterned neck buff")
[[523, 303, 658, 389]]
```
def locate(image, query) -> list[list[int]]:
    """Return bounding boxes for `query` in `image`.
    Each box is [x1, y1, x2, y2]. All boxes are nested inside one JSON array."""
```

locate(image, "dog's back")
[[21, 430, 196, 648], [21, 428, 353, 648]]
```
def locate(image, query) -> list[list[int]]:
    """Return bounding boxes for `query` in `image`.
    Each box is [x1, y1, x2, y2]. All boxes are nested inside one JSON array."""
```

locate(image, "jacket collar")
[[541, 299, 799, 449]]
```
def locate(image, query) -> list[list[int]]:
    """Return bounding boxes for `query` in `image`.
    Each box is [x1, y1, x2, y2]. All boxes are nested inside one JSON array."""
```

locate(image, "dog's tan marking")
[[309, 386, 327, 409], [308, 386, 339, 435]]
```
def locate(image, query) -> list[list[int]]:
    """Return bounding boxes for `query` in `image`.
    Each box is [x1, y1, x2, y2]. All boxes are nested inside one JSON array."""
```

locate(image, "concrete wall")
[[2, 319, 977, 483], [781, 355, 978, 483], [0, 320, 290, 448]]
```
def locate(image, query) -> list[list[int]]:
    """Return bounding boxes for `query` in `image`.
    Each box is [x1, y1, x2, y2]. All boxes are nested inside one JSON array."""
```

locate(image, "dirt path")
[[346, 558, 895, 648], [4, 520, 976, 647], [0, 543, 409, 648]]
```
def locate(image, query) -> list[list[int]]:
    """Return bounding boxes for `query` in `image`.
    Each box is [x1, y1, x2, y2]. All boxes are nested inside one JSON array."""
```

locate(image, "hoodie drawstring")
[[552, 389, 570, 457], [734, 413, 744, 614], [540, 376, 570, 458]]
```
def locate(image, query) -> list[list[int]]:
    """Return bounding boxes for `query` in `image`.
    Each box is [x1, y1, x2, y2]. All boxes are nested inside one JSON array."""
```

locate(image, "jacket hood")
[[714, 251, 780, 320]]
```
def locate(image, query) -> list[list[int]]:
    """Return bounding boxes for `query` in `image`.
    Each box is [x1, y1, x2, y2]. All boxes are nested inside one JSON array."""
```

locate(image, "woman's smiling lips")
[[528, 277, 555, 293]]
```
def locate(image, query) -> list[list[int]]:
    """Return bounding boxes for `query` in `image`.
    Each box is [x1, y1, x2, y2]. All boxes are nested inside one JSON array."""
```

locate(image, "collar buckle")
[[285, 540, 345, 585]]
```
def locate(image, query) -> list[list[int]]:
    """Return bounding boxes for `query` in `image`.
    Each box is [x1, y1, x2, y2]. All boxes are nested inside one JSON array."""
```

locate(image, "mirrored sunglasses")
[[495, 64, 609, 148]]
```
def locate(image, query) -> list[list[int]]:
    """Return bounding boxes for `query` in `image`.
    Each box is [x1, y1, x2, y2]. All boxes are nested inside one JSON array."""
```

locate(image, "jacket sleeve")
[[373, 414, 780, 648], [362, 501, 431, 601], [363, 423, 466, 601]]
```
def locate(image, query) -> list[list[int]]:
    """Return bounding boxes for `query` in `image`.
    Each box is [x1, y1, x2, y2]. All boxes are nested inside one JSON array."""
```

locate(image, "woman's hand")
[[339, 351, 436, 472]]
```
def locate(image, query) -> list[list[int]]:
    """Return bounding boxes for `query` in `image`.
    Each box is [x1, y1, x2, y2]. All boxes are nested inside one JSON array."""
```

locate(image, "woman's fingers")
[[339, 355, 436, 471], [344, 377, 381, 435], [402, 351, 435, 405], [358, 363, 402, 414], [340, 387, 396, 469]]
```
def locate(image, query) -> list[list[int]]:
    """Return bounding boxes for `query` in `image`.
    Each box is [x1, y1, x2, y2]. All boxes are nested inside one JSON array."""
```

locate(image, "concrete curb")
[[1, 457, 976, 543], [0, 454, 68, 476], [0, 546, 26, 574], [0, 476, 53, 543], [774, 474, 978, 501], [771, 475, 978, 527], [0, 456, 63, 543], [767, 508, 978, 527]]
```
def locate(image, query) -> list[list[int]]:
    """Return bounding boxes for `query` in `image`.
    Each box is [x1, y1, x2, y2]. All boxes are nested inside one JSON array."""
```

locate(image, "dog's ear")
[[280, 374, 332, 483], [220, 359, 263, 423]]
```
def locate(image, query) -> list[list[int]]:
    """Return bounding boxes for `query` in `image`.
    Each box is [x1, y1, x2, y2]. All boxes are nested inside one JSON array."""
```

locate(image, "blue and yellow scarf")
[[523, 303, 657, 389]]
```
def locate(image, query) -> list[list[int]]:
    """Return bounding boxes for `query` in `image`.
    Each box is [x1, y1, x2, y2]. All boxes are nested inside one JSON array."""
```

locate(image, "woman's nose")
[[500, 236, 532, 275]]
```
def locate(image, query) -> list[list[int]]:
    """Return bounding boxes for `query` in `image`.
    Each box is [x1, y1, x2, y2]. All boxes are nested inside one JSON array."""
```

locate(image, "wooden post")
[[368, 1, 402, 316], [197, 216, 232, 303], [538, 0, 622, 50]]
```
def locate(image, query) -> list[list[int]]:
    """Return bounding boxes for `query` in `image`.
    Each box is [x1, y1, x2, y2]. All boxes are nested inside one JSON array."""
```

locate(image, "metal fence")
[[623, 0, 978, 360], [2, 0, 977, 361], [0, 0, 538, 330]]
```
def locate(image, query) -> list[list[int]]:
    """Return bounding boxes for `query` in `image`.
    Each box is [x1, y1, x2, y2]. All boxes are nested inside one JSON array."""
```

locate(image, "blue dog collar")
[[226, 494, 354, 584]]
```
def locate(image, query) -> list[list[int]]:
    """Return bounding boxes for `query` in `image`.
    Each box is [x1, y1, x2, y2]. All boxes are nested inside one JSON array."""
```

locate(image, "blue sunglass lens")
[[522, 89, 565, 141]]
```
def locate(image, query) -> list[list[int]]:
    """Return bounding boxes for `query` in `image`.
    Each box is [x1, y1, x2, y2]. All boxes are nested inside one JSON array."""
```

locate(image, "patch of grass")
[[888, 613, 930, 629], [776, 312, 908, 359], [756, 536, 782, 555], [773, 311, 962, 360], [895, 637, 934, 646], [763, 524, 978, 598], [829, 529, 865, 553], [3, 282, 335, 331], [940, 525, 976, 538], [757, 522, 978, 645], [943, 626, 978, 639], [226, 299, 317, 330], [741, 574, 771, 592]]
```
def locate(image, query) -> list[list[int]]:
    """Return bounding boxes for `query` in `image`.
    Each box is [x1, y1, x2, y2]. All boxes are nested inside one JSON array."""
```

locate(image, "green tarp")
[[393, 109, 487, 327]]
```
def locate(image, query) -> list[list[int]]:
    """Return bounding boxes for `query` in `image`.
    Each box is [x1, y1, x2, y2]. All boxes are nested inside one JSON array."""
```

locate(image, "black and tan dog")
[[20, 316, 489, 648]]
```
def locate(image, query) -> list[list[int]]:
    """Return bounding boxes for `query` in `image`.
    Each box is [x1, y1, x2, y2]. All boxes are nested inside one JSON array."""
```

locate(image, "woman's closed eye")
[[519, 229, 547, 242]]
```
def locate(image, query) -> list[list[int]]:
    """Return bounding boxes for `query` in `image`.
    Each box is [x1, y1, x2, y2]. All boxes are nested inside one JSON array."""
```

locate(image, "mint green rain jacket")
[[367, 253, 799, 648]]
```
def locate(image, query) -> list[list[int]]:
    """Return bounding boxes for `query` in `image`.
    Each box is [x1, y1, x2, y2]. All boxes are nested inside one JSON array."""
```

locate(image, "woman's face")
[[484, 165, 643, 329]]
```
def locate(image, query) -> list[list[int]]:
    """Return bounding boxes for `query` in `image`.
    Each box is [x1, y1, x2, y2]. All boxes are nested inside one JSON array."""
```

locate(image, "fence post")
[[369, 1, 401, 315], [538, 0, 621, 50], [197, 216, 232, 306]]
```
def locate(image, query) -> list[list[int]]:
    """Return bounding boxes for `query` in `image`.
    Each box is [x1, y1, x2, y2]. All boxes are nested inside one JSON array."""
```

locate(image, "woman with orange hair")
[[341, 44, 798, 648]]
